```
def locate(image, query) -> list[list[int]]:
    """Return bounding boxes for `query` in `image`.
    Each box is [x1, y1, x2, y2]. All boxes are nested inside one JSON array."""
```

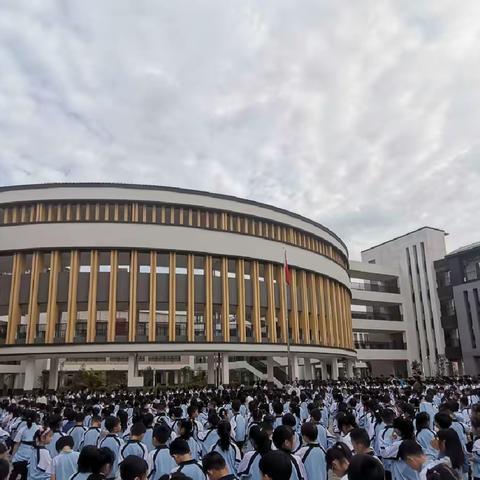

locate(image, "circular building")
[[0, 183, 354, 390]]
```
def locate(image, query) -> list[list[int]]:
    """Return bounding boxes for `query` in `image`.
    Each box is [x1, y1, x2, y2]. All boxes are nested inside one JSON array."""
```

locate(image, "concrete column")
[[174, 371, 179, 385], [127, 354, 144, 388], [317, 360, 325, 380], [222, 354, 230, 385], [347, 360, 354, 379], [303, 358, 312, 381], [23, 359, 36, 391], [267, 357, 274, 383], [291, 355, 300, 382], [48, 358, 59, 391], [331, 358, 339, 380], [207, 355, 215, 385]]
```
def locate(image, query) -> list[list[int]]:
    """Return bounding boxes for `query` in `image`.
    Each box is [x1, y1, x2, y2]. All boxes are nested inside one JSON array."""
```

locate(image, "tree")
[[411, 360, 422, 376], [437, 354, 450, 376], [72, 368, 105, 391]]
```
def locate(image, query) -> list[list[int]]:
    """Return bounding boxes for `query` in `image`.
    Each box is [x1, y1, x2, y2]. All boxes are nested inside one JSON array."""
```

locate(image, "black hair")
[[398, 440, 424, 460], [77, 445, 99, 473], [56, 435, 74, 452], [272, 425, 294, 451], [131, 422, 147, 437], [415, 412, 431, 432], [249, 426, 271, 455], [202, 451, 227, 472], [119, 455, 148, 480], [48, 413, 63, 431], [96, 447, 114, 474], [259, 450, 292, 480], [217, 420, 232, 451], [300, 422, 318, 443], [349, 428, 370, 448], [105, 416, 120, 433], [425, 463, 459, 480], [434, 413, 452, 430], [337, 413, 357, 431], [347, 454, 384, 480], [436, 429, 464, 470], [310, 408, 322, 422], [153, 424, 171, 445], [179, 419, 194, 440], [0, 459, 9, 480], [326, 443, 353, 470], [231, 399, 241, 413], [393, 417, 414, 440], [169, 438, 190, 456], [282, 413, 296, 428], [75, 412, 86, 423]]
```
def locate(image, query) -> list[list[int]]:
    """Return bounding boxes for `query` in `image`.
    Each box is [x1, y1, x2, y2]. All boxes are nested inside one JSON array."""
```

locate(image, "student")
[[350, 428, 376, 457], [325, 443, 352, 480], [424, 463, 460, 480], [48, 435, 79, 480], [69, 445, 99, 480], [398, 440, 441, 480], [81, 416, 102, 448], [210, 421, 242, 475], [347, 454, 384, 480], [237, 426, 271, 480], [187, 405, 204, 442], [99, 416, 125, 480], [120, 422, 148, 463], [148, 425, 177, 480], [281, 415, 302, 453], [230, 400, 247, 449], [48, 415, 66, 459], [415, 413, 438, 461], [178, 419, 202, 461], [10, 410, 39, 480], [337, 413, 357, 453], [296, 422, 327, 480], [419, 394, 437, 431], [119, 455, 148, 480], [67, 413, 86, 452], [308, 409, 328, 450], [142, 413, 155, 452], [169, 438, 206, 480], [0, 459, 9, 480], [199, 413, 220, 456], [203, 451, 238, 480], [27, 428, 53, 480], [435, 429, 465, 479], [258, 451, 292, 480], [271, 426, 306, 480]]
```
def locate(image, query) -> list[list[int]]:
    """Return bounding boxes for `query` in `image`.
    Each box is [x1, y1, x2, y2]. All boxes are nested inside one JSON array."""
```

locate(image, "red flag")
[[284, 251, 292, 285]]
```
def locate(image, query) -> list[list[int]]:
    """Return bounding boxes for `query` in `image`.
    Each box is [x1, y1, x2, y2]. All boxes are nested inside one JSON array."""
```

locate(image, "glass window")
[[54, 311, 68, 343], [74, 311, 88, 342]]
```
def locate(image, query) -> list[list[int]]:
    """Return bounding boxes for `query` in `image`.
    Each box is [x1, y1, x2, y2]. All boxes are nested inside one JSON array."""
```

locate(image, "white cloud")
[[0, 0, 479, 257]]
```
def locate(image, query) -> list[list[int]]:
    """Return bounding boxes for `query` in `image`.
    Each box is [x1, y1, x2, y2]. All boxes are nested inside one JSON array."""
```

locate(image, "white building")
[[349, 260, 411, 377], [360, 227, 447, 376]]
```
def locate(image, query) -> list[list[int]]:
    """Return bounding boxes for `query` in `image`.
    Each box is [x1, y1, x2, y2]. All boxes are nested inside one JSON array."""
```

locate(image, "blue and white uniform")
[[147, 446, 177, 480], [48, 450, 80, 480], [12, 423, 39, 464], [120, 439, 149, 463], [27, 446, 52, 480], [67, 425, 86, 452], [171, 459, 207, 480], [297, 443, 327, 480], [99, 433, 124, 480], [81, 426, 101, 448], [210, 441, 242, 474]]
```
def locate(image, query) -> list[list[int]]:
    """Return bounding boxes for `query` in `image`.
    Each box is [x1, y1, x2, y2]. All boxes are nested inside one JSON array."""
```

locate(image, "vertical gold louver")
[[6, 253, 24, 344], [45, 251, 60, 343], [87, 250, 99, 342], [221, 257, 229, 342], [236, 259, 246, 342], [168, 253, 176, 342], [66, 251, 79, 343], [265, 263, 276, 343], [128, 251, 138, 342], [187, 254, 195, 342], [107, 250, 118, 342], [204, 256, 213, 342], [26, 253, 42, 343], [251, 261, 261, 342], [149, 251, 157, 342]]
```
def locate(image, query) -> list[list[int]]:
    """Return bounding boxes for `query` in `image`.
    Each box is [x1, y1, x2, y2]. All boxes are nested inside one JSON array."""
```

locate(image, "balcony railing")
[[351, 282, 400, 294], [351, 311, 403, 322], [355, 341, 407, 350]]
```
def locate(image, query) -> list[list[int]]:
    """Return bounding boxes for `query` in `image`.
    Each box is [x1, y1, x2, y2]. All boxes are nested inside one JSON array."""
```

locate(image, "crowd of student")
[[0, 377, 478, 480]]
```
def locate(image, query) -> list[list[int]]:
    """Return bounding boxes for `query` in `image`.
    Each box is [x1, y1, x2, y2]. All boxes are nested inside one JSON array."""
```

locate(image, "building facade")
[[349, 260, 410, 377], [361, 227, 448, 376], [435, 242, 480, 375], [0, 183, 354, 390]]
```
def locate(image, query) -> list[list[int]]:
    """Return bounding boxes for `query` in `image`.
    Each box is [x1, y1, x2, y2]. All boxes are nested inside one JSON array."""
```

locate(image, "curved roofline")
[[0, 182, 349, 254]]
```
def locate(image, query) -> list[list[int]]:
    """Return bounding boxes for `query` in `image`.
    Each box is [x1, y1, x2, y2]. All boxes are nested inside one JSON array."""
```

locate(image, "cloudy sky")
[[0, 1, 479, 258]]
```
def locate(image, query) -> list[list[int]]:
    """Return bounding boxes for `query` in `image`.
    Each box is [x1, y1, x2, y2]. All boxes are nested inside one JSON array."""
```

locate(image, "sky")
[[0, 1, 479, 259]]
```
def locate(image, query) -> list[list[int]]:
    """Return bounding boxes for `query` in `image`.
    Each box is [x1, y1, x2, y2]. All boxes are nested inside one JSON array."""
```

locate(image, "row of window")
[[0, 250, 352, 349], [0, 201, 348, 269]]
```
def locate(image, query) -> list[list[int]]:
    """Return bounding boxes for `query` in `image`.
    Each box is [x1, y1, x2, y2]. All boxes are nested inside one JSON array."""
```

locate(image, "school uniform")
[[283, 451, 307, 480], [171, 459, 207, 480], [211, 440, 242, 474], [81, 426, 101, 448], [48, 430, 66, 458], [144, 426, 154, 451], [120, 439, 149, 463], [27, 446, 52, 480], [419, 401, 437, 430], [67, 425, 86, 451], [297, 443, 327, 480], [99, 433, 124, 480], [472, 438, 480, 480], [147, 445, 177, 480], [231, 413, 247, 446], [198, 428, 220, 456], [237, 450, 266, 480], [416, 428, 438, 461], [48, 450, 80, 480]]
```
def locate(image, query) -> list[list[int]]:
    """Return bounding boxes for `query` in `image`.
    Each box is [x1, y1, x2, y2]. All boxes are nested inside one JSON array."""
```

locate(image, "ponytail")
[[217, 420, 231, 451]]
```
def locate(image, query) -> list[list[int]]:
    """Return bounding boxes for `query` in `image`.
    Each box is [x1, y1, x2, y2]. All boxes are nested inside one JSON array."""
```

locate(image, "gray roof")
[[447, 241, 480, 257]]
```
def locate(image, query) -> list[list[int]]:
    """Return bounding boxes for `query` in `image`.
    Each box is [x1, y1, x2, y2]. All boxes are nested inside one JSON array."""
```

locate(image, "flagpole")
[[283, 248, 291, 384]]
